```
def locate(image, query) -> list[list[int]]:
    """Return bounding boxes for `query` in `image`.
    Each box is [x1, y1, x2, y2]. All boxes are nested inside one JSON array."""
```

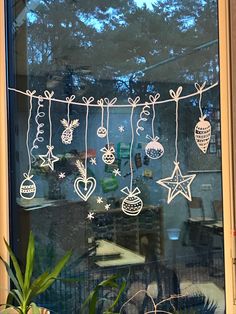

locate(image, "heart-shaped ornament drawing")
[[74, 176, 96, 201]]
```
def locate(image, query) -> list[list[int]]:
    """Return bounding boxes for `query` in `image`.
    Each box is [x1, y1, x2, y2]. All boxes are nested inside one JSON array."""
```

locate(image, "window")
[[1, 0, 233, 312]]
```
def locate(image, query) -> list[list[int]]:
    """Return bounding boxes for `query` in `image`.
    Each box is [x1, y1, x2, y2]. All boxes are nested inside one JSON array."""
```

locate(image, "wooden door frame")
[[0, 0, 235, 312], [0, 0, 9, 304]]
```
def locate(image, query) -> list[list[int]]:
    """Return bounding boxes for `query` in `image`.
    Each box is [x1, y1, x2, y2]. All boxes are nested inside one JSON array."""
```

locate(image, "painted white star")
[[156, 162, 196, 204], [87, 212, 95, 220], [39, 145, 59, 171], [58, 172, 66, 179], [105, 204, 111, 211], [113, 168, 121, 176], [96, 197, 103, 204], [89, 158, 97, 165], [118, 125, 125, 133]]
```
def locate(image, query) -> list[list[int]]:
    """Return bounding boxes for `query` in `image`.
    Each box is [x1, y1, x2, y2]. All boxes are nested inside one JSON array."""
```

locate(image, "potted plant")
[[0, 232, 72, 314]]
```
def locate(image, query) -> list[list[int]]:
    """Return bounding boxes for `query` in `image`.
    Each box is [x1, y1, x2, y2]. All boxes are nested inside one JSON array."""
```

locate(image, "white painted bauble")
[[194, 116, 211, 153], [61, 128, 73, 144], [102, 151, 115, 165], [145, 139, 164, 159], [97, 126, 107, 138], [122, 195, 143, 216], [20, 178, 36, 200]]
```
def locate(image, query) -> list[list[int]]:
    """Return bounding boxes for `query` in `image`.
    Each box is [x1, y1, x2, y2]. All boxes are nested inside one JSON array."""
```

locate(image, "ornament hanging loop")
[[169, 86, 183, 101], [26, 90, 36, 97], [194, 82, 206, 93], [66, 95, 76, 103], [82, 96, 94, 105], [149, 93, 160, 104], [128, 97, 140, 107], [104, 97, 117, 106], [44, 90, 54, 99]]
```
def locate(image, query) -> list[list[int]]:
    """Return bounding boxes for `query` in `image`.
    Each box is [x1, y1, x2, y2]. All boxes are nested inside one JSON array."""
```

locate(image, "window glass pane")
[[7, 0, 225, 313]]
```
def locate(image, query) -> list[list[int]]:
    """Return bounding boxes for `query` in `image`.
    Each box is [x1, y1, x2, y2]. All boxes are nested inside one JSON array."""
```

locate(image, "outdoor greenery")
[[22, 0, 218, 97]]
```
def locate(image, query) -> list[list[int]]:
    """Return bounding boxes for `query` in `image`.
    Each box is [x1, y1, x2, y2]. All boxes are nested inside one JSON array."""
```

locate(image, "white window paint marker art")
[[145, 93, 164, 160], [157, 87, 196, 204], [97, 99, 107, 138], [61, 95, 79, 145], [194, 82, 211, 153], [74, 97, 97, 202], [100, 97, 117, 165], [118, 125, 125, 133], [136, 102, 151, 136], [20, 90, 37, 200], [39, 91, 59, 171], [121, 97, 143, 216], [30, 95, 45, 163]]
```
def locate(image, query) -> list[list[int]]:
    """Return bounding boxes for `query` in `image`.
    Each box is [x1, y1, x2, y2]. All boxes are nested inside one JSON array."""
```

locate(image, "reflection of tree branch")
[[116, 79, 130, 92]]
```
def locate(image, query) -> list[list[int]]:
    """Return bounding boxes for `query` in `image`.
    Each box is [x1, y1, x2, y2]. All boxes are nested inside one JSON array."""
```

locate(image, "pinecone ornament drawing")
[[61, 119, 79, 144], [194, 115, 211, 153]]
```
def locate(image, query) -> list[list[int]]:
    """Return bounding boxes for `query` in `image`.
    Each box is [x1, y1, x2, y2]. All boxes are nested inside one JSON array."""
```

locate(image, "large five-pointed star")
[[39, 145, 59, 171], [156, 162, 196, 204]]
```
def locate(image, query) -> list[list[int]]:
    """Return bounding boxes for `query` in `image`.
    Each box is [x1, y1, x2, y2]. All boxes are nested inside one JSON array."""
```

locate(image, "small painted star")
[[105, 204, 111, 211], [39, 145, 59, 171], [58, 172, 66, 179], [89, 158, 97, 166], [87, 212, 95, 220], [113, 168, 121, 176], [96, 196, 103, 204], [156, 162, 196, 204], [118, 125, 125, 133]]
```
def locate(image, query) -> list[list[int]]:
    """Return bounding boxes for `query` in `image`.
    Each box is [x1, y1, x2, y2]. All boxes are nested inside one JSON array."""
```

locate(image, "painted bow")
[[100, 146, 115, 153], [121, 187, 141, 197], [146, 135, 159, 142]]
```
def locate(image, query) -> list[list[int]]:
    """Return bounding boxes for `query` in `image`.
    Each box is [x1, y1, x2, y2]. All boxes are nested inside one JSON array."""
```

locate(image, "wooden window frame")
[[0, 0, 235, 312]]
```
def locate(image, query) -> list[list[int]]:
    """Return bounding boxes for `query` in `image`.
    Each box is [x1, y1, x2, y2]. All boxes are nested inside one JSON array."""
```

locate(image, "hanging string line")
[[25, 90, 36, 176], [198, 91, 203, 117], [84, 103, 89, 179], [106, 103, 110, 146], [175, 99, 179, 162], [8, 82, 218, 108], [129, 105, 135, 191], [152, 103, 155, 138], [101, 103, 104, 127]]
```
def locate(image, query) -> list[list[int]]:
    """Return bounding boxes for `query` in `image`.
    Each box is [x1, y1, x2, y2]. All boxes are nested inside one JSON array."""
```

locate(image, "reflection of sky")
[[134, 0, 154, 9]]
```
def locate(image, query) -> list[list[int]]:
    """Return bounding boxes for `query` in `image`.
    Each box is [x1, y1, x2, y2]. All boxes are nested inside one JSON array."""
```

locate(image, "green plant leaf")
[[81, 289, 98, 314], [30, 250, 72, 296], [30, 303, 40, 314], [8, 289, 24, 305], [4, 239, 24, 294], [106, 280, 126, 312], [25, 271, 50, 302], [24, 232, 35, 292], [0, 257, 23, 294]]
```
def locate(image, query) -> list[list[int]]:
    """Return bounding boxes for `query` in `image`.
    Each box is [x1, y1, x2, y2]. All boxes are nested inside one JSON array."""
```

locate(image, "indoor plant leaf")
[[4, 239, 24, 294], [24, 232, 35, 292], [0, 257, 23, 295]]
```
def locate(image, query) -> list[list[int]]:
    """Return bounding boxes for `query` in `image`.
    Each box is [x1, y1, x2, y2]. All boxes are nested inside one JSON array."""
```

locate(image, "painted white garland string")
[[25, 90, 36, 175], [8, 82, 218, 108]]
